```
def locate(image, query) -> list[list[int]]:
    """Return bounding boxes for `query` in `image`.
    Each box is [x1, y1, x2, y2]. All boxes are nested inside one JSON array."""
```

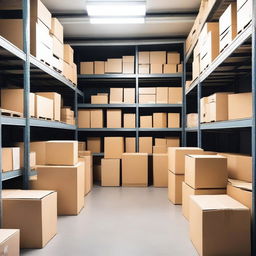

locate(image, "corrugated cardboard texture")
[[153, 154, 168, 187], [101, 159, 120, 187], [168, 171, 184, 204], [104, 137, 124, 159], [0, 229, 19, 256]]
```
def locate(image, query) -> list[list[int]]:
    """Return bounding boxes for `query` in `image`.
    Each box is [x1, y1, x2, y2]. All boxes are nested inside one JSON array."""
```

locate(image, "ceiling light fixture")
[[90, 17, 145, 24]]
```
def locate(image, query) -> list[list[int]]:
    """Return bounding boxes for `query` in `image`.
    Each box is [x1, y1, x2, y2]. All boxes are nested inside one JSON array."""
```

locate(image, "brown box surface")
[[138, 52, 150, 64], [139, 64, 150, 74], [168, 171, 184, 205], [90, 109, 103, 128], [150, 51, 166, 64], [107, 59, 122, 73], [104, 137, 124, 159], [156, 87, 168, 104], [35, 95, 53, 120], [80, 62, 94, 75], [139, 95, 156, 104], [153, 153, 168, 187], [167, 52, 180, 64], [150, 64, 163, 74], [94, 61, 105, 74], [30, 141, 47, 165], [153, 146, 167, 153], [123, 88, 135, 104], [50, 18, 63, 43], [125, 137, 136, 153], [139, 137, 153, 154], [123, 114, 135, 128], [153, 113, 167, 128], [187, 113, 198, 128], [168, 87, 182, 104], [110, 88, 123, 104], [123, 62, 134, 74], [168, 113, 180, 128], [63, 44, 74, 65], [101, 159, 120, 187], [163, 64, 177, 74], [139, 87, 156, 95], [140, 116, 152, 128], [79, 156, 93, 195], [107, 109, 122, 128], [87, 137, 101, 153], [0, 229, 19, 256], [2, 148, 13, 173], [78, 110, 90, 128], [166, 137, 180, 147], [91, 95, 108, 104]]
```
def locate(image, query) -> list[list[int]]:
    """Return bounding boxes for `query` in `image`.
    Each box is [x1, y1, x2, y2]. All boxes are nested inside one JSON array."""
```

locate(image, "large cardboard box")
[[94, 61, 105, 74], [45, 141, 78, 166], [122, 153, 148, 186], [156, 87, 168, 104], [101, 159, 120, 187], [187, 113, 198, 128], [139, 94, 156, 104], [150, 51, 166, 64], [168, 87, 182, 104], [139, 52, 150, 64], [104, 137, 124, 159], [107, 109, 122, 128], [50, 18, 63, 43], [78, 110, 90, 128], [35, 95, 53, 120], [79, 156, 93, 195], [110, 88, 123, 104], [63, 44, 74, 65], [37, 92, 61, 121], [168, 147, 203, 174], [2, 148, 20, 172], [218, 153, 252, 182], [125, 137, 136, 153], [138, 64, 150, 74], [153, 154, 168, 187], [139, 137, 152, 154], [0, 229, 19, 256], [80, 62, 94, 74], [91, 95, 108, 104], [182, 182, 226, 220], [123, 88, 135, 104], [107, 59, 122, 73], [30, 141, 47, 165], [166, 137, 180, 147], [139, 87, 156, 95], [163, 64, 177, 74], [32, 163, 84, 215], [153, 113, 167, 128], [228, 92, 252, 120], [168, 171, 184, 205], [123, 114, 135, 128], [167, 52, 180, 64], [189, 195, 251, 256], [150, 64, 163, 74], [168, 113, 180, 128], [90, 109, 103, 128], [1, 89, 35, 117], [87, 137, 101, 153], [237, 0, 252, 33], [2, 190, 57, 248]]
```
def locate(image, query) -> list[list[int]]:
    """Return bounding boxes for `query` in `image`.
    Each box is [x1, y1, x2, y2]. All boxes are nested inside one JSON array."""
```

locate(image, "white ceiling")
[[41, 0, 201, 39]]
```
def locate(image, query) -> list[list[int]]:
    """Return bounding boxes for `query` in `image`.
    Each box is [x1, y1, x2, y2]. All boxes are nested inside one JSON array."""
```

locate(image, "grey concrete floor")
[[22, 186, 198, 256]]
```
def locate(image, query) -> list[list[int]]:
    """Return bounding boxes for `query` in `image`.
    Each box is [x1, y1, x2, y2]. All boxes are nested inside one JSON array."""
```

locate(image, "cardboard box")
[[237, 0, 252, 33], [139, 137, 152, 154], [106, 59, 122, 73], [123, 62, 134, 74], [78, 142, 86, 151], [37, 92, 61, 121], [150, 51, 166, 64], [153, 146, 167, 153], [185, 154, 227, 189], [35, 95, 53, 120], [63, 61, 73, 81], [80, 62, 94, 75], [32, 163, 84, 215], [110, 88, 123, 104], [50, 18, 63, 43], [30, 141, 47, 165], [125, 137, 136, 153], [90, 109, 103, 128], [168, 171, 184, 205], [2, 190, 57, 248], [101, 159, 120, 187], [199, 22, 219, 49], [187, 113, 198, 128], [15, 143, 36, 169], [123, 88, 135, 104], [78, 150, 92, 157], [139, 64, 150, 74], [2, 148, 20, 172], [168, 113, 180, 128], [122, 153, 148, 186], [218, 153, 252, 182], [52, 55, 63, 73], [168, 147, 204, 174], [153, 113, 167, 128], [155, 138, 167, 146], [79, 156, 93, 195], [139, 87, 156, 95], [200, 97, 209, 123], [228, 93, 252, 120], [168, 87, 182, 104], [182, 182, 226, 220], [139, 94, 156, 104], [52, 35, 63, 59], [123, 114, 135, 128], [91, 95, 108, 104], [166, 137, 180, 147], [138, 52, 150, 64], [0, 229, 19, 256], [163, 64, 177, 74], [107, 109, 122, 128], [192, 55, 200, 81], [177, 64, 183, 73], [46, 141, 78, 166], [153, 153, 168, 187], [94, 61, 105, 74], [123, 56, 134, 63], [167, 52, 180, 64], [78, 110, 90, 128], [150, 64, 163, 74], [140, 116, 152, 128], [87, 137, 101, 153], [63, 44, 73, 65], [1, 89, 35, 117], [104, 137, 124, 159], [156, 87, 168, 104], [189, 195, 251, 256]]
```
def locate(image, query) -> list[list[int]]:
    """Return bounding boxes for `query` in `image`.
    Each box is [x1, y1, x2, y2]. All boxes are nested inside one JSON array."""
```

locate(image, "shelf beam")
[[200, 119, 252, 130]]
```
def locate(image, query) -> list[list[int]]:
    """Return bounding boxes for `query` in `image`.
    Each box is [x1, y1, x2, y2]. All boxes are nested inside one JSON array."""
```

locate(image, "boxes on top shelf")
[[50, 18, 63, 43], [167, 52, 180, 64], [106, 59, 122, 73], [63, 44, 74, 65], [138, 51, 150, 64], [149, 51, 166, 64], [94, 61, 105, 74]]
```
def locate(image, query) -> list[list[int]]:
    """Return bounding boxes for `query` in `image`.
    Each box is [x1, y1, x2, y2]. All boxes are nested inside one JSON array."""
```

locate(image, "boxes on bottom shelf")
[[125, 137, 136, 153], [139, 137, 152, 154], [0, 229, 19, 256], [101, 159, 120, 187], [2, 190, 57, 248], [2, 147, 20, 172], [87, 137, 101, 153], [104, 137, 124, 159], [107, 109, 122, 128], [168, 171, 184, 205], [187, 113, 198, 128], [168, 113, 180, 128], [123, 114, 135, 128], [153, 154, 168, 187]]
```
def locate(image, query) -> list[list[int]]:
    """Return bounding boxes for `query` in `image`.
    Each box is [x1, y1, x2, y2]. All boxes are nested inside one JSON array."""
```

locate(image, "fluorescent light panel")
[[90, 17, 145, 24]]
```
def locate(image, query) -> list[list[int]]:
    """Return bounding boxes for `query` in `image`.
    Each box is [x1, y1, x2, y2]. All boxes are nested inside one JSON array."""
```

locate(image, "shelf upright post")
[[22, 0, 30, 189], [135, 45, 139, 152], [197, 82, 202, 148], [182, 42, 186, 146], [75, 90, 78, 140]]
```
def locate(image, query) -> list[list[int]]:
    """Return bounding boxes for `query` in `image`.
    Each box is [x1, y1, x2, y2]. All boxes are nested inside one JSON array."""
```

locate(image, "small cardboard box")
[[123, 88, 135, 104], [35, 95, 54, 120], [150, 64, 163, 74], [153, 113, 167, 128], [46, 140, 78, 166], [87, 137, 101, 153], [50, 17, 63, 43], [107, 59, 122, 73], [91, 95, 108, 104], [167, 52, 180, 64], [2, 190, 57, 248], [153, 153, 168, 187], [104, 137, 124, 159], [140, 116, 152, 128], [80, 62, 94, 74], [79, 156, 93, 195], [139, 87, 156, 95], [139, 95, 156, 104], [138, 52, 150, 64], [94, 61, 105, 74], [63, 44, 73, 65], [168, 171, 184, 205], [228, 92, 252, 120], [123, 62, 134, 74], [182, 182, 226, 220], [166, 137, 180, 147], [101, 159, 120, 187], [156, 87, 168, 104], [168, 87, 182, 104], [123, 114, 135, 128], [107, 109, 122, 128], [0, 229, 19, 256], [168, 113, 180, 128], [110, 88, 123, 104], [90, 109, 103, 128], [32, 163, 84, 216], [125, 137, 136, 153], [139, 137, 153, 154], [187, 113, 198, 128], [150, 51, 166, 64], [153, 146, 167, 153], [122, 153, 148, 186], [163, 64, 177, 74], [78, 110, 90, 128], [189, 195, 251, 256], [139, 64, 150, 74]]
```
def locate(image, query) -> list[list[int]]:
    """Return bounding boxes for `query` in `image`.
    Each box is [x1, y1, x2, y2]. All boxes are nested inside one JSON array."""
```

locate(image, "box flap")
[[228, 179, 252, 191], [2, 189, 55, 199], [0, 229, 19, 244]]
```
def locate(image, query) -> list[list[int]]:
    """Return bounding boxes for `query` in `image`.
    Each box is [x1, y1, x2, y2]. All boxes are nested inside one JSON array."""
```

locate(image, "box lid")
[[2, 189, 55, 199], [0, 229, 19, 244], [186, 154, 226, 159], [228, 179, 252, 191]]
